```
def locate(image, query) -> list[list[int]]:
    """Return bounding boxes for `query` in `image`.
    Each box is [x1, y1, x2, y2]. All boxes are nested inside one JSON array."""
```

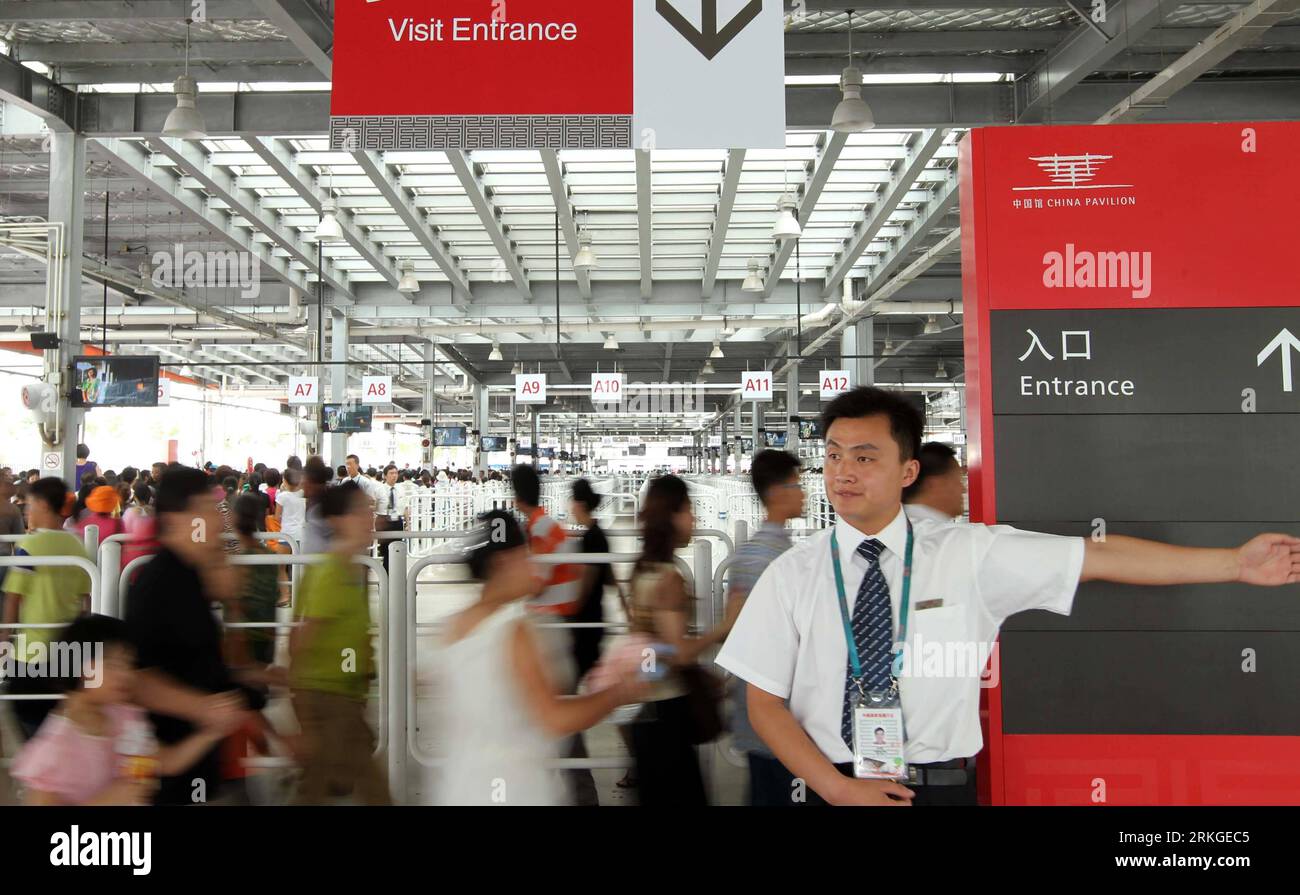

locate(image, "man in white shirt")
[[375, 464, 410, 571], [902, 441, 964, 525], [716, 386, 1300, 807], [343, 454, 385, 507]]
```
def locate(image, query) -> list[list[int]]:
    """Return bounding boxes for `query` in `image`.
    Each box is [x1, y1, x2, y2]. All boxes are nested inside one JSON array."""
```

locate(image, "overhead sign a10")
[[362, 375, 392, 405], [591, 372, 625, 404], [741, 371, 773, 402], [820, 369, 852, 401], [288, 376, 319, 405], [516, 373, 547, 405]]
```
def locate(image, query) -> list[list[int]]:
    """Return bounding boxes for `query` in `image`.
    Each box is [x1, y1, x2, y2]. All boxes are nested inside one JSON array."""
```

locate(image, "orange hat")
[[86, 485, 119, 515]]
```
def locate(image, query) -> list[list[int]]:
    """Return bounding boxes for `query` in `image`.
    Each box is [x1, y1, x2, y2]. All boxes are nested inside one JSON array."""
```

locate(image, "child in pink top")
[[12, 614, 238, 806]]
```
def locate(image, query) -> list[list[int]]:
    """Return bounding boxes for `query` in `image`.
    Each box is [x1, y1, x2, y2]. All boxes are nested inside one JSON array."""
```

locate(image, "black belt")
[[833, 757, 974, 787]]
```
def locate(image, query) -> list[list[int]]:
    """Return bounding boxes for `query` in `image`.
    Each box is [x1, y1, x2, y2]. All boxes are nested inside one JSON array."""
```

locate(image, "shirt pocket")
[[903, 605, 976, 681]]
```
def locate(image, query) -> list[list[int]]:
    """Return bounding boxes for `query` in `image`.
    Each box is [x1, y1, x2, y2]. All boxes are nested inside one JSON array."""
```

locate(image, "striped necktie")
[[841, 538, 893, 750]]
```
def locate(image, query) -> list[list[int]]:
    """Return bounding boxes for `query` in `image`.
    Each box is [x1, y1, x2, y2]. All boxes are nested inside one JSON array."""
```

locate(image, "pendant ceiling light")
[[397, 260, 420, 293], [162, 19, 207, 139], [772, 194, 802, 240], [923, 315, 941, 335], [603, 333, 619, 350], [935, 360, 949, 380], [573, 230, 598, 270], [488, 341, 504, 362], [831, 10, 874, 133], [742, 259, 765, 293], [710, 340, 725, 359]]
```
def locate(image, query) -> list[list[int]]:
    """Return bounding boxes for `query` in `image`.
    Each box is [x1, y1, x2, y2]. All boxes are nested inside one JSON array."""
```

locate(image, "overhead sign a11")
[[288, 376, 319, 405], [516, 373, 547, 405], [741, 371, 773, 402], [362, 375, 392, 405], [820, 369, 852, 401]]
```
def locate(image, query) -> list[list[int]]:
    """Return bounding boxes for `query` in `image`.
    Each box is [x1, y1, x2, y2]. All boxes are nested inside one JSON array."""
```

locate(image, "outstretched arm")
[[1082, 533, 1300, 587]]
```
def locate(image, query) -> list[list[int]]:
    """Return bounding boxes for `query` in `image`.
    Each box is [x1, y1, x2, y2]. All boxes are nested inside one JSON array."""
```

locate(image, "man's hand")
[[827, 777, 916, 806], [1237, 534, 1300, 586]]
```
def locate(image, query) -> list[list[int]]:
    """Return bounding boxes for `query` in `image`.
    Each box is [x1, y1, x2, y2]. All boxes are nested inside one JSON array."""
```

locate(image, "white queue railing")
[[5, 522, 753, 802], [394, 546, 700, 792]]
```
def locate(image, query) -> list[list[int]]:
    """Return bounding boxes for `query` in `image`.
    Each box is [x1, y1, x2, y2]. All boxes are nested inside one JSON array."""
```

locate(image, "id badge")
[[850, 691, 908, 781]]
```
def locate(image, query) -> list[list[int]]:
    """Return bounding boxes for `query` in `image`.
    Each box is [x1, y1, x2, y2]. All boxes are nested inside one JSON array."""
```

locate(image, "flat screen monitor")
[[799, 419, 824, 440], [321, 404, 373, 434], [70, 355, 159, 408], [741, 437, 754, 453], [480, 435, 507, 452], [627, 444, 646, 456], [432, 425, 467, 447], [762, 431, 788, 448]]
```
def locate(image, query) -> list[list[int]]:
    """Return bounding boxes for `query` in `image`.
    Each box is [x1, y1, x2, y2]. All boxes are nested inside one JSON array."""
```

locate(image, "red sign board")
[[962, 122, 1300, 806], [332, 0, 633, 117]]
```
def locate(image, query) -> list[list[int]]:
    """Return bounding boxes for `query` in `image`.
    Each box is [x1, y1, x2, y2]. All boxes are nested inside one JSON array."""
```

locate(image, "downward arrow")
[[1257, 327, 1300, 392], [656, 0, 763, 61]]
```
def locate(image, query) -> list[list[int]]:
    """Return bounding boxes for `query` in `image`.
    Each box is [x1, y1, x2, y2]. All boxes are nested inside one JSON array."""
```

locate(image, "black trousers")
[[375, 517, 404, 571], [5, 662, 58, 740], [630, 696, 708, 806], [747, 753, 977, 806]]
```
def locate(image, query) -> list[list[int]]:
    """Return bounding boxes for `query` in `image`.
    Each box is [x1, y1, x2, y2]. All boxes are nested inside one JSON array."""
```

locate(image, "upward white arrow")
[[1257, 328, 1300, 393]]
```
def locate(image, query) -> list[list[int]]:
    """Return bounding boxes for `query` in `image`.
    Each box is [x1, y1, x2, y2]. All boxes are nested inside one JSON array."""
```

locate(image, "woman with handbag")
[[626, 475, 729, 806]]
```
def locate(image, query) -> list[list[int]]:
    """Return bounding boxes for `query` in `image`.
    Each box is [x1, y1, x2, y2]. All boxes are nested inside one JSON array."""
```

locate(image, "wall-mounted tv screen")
[[627, 444, 646, 456], [433, 425, 467, 447], [762, 431, 788, 448], [481, 435, 508, 452], [799, 419, 824, 440], [741, 437, 754, 453], [70, 356, 159, 408], [322, 404, 373, 434]]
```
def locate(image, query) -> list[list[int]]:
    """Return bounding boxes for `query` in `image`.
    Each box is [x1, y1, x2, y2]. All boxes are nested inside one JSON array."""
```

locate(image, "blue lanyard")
[[830, 518, 914, 684]]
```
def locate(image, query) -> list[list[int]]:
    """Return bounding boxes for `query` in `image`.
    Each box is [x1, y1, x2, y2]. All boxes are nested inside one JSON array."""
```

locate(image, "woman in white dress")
[[434, 510, 643, 806]]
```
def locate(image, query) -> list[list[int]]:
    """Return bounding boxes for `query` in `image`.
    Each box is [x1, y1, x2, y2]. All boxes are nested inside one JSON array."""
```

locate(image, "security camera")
[[21, 381, 55, 421]]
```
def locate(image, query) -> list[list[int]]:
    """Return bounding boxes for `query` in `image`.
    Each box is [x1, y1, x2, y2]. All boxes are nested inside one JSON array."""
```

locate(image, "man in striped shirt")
[[725, 450, 805, 806], [510, 464, 597, 805]]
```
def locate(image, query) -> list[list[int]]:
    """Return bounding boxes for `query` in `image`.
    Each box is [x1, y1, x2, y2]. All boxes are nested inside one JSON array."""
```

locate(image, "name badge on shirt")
[[915, 599, 944, 611], [851, 692, 908, 781]]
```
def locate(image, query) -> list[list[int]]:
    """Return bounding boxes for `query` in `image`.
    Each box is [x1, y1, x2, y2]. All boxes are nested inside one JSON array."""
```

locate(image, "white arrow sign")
[[1257, 328, 1300, 392]]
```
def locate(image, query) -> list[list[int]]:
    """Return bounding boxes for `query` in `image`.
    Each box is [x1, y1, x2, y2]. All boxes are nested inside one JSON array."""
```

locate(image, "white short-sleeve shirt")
[[715, 507, 1085, 765]]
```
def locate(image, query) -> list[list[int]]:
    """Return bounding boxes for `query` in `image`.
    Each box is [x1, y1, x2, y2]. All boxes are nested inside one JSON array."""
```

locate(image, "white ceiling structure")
[[0, 0, 1295, 425]]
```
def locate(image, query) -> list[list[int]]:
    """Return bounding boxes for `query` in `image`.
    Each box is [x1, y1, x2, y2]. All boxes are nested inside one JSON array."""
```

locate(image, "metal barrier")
[[396, 550, 699, 799]]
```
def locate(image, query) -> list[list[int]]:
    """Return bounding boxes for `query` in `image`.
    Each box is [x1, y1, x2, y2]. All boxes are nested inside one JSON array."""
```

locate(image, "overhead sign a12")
[[516, 373, 547, 405], [820, 369, 852, 400], [741, 371, 773, 402]]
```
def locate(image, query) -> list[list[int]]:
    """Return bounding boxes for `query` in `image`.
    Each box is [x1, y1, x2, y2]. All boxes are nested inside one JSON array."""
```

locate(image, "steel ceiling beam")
[[701, 149, 745, 299], [251, 0, 334, 78], [1097, 0, 1300, 123], [636, 150, 653, 300], [350, 150, 473, 306], [822, 129, 946, 297], [145, 136, 353, 297], [539, 149, 592, 300], [446, 150, 531, 300], [91, 138, 320, 302], [246, 136, 402, 291], [1017, 0, 1171, 122], [763, 131, 848, 297]]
